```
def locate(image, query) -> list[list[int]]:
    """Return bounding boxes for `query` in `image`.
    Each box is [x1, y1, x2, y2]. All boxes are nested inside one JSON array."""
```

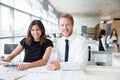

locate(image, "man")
[[47, 13, 88, 70]]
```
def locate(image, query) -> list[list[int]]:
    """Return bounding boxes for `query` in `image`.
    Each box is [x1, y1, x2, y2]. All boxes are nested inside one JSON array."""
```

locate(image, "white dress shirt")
[[106, 35, 119, 52], [55, 33, 88, 70], [106, 35, 118, 46]]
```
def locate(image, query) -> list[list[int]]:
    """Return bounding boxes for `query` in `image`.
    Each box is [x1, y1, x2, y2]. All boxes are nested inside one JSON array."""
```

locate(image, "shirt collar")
[[62, 33, 75, 41]]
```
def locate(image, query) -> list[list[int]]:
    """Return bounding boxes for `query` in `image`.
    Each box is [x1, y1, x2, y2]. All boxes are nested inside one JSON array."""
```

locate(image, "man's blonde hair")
[[58, 13, 74, 26]]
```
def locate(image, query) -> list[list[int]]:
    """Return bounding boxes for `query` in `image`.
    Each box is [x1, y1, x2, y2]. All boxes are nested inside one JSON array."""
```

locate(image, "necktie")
[[65, 39, 69, 61]]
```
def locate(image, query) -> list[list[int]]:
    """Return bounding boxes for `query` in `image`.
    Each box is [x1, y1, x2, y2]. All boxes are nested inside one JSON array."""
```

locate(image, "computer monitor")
[[4, 44, 18, 54], [90, 51, 112, 66]]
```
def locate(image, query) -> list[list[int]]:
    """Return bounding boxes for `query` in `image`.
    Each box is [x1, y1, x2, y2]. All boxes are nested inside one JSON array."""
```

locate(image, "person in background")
[[59, 33, 63, 38], [50, 33, 57, 43], [1, 20, 53, 71], [106, 28, 119, 52], [47, 13, 88, 70], [98, 29, 106, 51]]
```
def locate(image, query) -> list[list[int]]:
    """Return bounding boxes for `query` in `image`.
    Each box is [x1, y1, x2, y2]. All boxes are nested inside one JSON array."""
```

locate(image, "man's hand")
[[47, 60, 60, 70]]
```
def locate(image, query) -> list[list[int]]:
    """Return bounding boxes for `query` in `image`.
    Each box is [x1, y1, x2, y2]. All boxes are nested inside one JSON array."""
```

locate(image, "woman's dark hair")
[[110, 28, 118, 39], [99, 29, 106, 38], [26, 20, 47, 45]]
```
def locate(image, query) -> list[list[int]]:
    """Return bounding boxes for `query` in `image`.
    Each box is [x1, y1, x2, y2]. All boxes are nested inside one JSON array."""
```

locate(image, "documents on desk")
[[0, 65, 86, 80], [0, 66, 29, 80], [19, 66, 86, 80], [19, 70, 86, 80], [1, 64, 120, 80]]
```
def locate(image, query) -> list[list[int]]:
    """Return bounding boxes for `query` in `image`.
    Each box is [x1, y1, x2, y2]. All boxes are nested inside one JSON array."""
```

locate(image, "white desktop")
[[0, 43, 120, 80]]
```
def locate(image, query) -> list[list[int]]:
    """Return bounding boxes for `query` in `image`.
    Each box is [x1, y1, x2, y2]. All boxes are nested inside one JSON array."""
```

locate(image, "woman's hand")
[[16, 63, 29, 71], [0, 58, 11, 67], [0, 61, 10, 67]]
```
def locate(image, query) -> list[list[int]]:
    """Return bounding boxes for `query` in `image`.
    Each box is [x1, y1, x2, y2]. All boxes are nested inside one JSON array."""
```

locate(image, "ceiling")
[[48, 0, 120, 19]]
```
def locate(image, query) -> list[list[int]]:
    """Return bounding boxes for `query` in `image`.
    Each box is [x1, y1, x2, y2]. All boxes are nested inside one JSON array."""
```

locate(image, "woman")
[[106, 28, 118, 52], [1, 20, 53, 71], [98, 29, 106, 51]]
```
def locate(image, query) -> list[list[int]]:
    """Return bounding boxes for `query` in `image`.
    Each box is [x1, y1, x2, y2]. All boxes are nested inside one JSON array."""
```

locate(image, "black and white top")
[[99, 35, 106, 51]]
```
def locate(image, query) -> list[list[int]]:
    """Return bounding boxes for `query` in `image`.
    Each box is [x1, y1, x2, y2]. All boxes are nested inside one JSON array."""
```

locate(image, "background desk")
[[112, 53, 120, 67], [85, 65, 120, 80]]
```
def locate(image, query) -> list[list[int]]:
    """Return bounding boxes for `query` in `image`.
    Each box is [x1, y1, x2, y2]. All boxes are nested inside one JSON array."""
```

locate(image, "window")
[[14, 10, 31, 36], [31, 0, 43, 16], [0, 6, 11, 37], [0, 0, 59, 44], [14, 0, 31, 13], [0, 0, 14, 7]]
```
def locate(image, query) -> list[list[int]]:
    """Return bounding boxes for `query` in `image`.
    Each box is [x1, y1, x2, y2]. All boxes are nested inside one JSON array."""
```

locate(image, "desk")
[[112, 53, 120, 67], [0, 66, 29, 80], [0, 65, 120, 80], [85, 65, 120, 80], [0, 65, 86, 80]]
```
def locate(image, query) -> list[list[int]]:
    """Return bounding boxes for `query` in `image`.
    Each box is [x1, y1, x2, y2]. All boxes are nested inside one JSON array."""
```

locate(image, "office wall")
[[72, 14, 101, 34], [87, 28, 95, 38], [112, 20, 120, 36], [102, 20, 120, 36]]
